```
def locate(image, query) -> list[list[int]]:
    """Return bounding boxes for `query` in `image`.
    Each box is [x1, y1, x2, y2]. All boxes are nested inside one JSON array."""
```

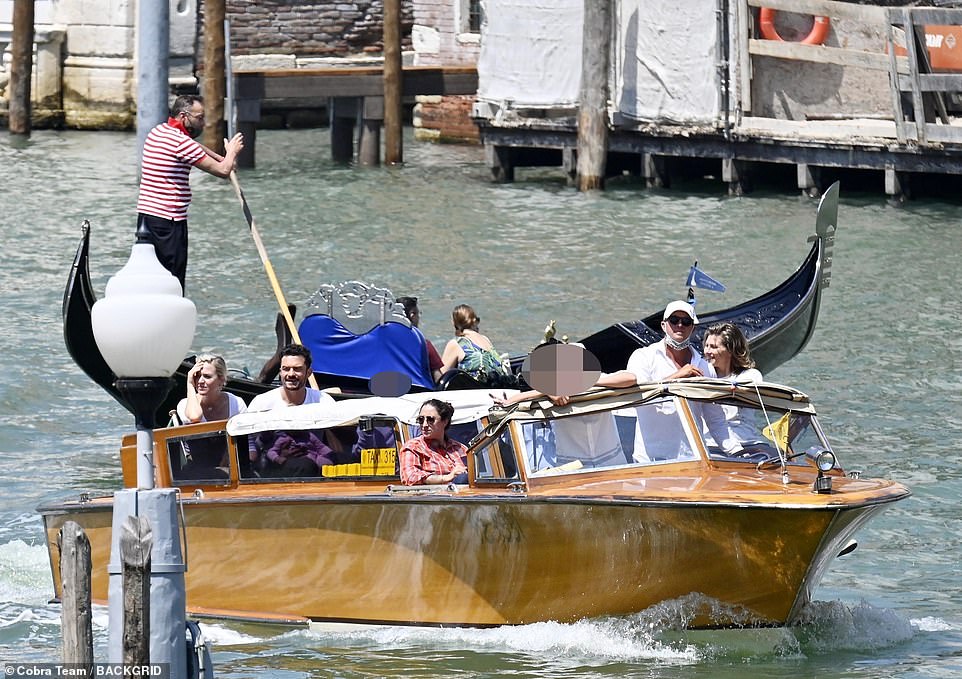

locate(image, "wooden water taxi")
[[38, 377, 908, 628]]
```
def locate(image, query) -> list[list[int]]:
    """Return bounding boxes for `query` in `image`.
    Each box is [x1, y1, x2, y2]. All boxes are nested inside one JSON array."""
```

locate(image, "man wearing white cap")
[[599, 300, 712, 387], [598, 300, 734, 462]]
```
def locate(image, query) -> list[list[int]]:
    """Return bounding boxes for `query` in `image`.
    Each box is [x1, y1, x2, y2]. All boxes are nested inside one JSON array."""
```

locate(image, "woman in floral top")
[[399, 399, 468, 485]]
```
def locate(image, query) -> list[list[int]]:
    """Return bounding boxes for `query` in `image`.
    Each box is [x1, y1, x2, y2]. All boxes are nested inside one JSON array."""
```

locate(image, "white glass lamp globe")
[[91, 241, 196, 378]]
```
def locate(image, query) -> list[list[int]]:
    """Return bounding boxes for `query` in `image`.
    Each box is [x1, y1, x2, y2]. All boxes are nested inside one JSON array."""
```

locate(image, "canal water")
[[1, 127, 961, 677]]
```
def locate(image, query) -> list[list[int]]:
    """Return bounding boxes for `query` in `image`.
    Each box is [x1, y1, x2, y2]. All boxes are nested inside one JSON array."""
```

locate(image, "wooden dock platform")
[[476, 114, 962, 199], [232, 65, 477, 166]]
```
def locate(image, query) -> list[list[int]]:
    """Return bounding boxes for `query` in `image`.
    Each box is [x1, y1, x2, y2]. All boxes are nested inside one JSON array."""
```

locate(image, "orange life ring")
[[759, 8, 830, 46]]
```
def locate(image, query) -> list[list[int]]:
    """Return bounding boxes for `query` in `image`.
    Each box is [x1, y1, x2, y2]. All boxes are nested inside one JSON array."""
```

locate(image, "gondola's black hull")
[[64, 184, 838, 421]]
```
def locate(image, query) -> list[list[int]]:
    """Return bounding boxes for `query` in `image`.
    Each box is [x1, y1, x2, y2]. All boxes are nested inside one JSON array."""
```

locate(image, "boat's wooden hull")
[[40, 488, 890, 628]]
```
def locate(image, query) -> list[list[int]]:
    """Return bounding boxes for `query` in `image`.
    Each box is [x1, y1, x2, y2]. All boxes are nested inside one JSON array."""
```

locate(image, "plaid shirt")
[[399, 435, 467, 485]]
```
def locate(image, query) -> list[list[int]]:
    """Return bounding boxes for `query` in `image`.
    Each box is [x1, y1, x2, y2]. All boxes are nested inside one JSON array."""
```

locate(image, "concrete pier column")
[[642, 153, 669, 188], [136, 0, 170, 158], [722, 157, 748, 196], [798, 163, 822, 198], [885, 166, 909, 203], [358, 96, 383, 167], [485, 144, 514, 183], [562, 146, 577, 187], [330, 97, 358, 164]]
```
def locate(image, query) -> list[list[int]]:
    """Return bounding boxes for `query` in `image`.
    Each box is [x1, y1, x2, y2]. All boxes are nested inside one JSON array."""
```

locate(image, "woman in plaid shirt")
[[400, 399, 469, 485]]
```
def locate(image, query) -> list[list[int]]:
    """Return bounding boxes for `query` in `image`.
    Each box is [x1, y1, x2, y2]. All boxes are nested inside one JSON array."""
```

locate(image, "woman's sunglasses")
[[666, 316, 694, 327], [415, 415, 437, 425]]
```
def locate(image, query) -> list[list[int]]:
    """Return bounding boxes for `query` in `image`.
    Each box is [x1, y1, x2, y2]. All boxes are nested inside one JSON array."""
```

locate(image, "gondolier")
[[136, 94, 244, 291]]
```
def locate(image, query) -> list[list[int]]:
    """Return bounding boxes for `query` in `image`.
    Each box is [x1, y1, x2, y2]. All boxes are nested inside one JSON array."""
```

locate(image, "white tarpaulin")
[[614, 0, 720, 124], [477, 0, 584, 107], [477, 0, 723, 125]]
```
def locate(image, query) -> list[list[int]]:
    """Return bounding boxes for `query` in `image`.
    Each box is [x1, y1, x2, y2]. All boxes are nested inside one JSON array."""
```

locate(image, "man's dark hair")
[[396, 296, 418, 320], [170, 94, 203, 117], [280, 343, 312, 369]]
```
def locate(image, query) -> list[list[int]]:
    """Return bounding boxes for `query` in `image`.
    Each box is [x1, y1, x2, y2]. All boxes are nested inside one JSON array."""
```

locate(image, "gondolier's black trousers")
[[137, 213, 188, 293]]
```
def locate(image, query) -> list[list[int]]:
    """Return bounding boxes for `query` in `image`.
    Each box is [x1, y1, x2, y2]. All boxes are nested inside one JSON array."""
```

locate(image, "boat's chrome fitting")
[[78, 492, 90, 504], [814, 474, 833, 494], [814, 450, 836, 494], [193, 488, 205, 499], [507, 481, 526, 494], [847, 470, 862, 479]]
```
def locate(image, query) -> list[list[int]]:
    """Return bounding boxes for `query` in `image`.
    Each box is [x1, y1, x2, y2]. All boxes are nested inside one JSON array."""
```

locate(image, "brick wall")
[[221, 0, 415, 56], [414, 94, 479, 143]]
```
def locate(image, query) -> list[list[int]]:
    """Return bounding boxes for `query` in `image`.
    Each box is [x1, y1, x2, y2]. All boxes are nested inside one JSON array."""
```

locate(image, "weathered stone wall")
[[222, 0, 414, 56], [411, 0, 479, 67]]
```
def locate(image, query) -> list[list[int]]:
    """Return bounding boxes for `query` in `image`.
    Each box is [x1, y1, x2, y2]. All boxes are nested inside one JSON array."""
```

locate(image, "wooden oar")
[[228, 170, 320, 390]]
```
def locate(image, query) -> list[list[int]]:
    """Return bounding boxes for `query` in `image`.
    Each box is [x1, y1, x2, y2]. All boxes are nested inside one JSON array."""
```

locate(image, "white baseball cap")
[[662, 300, 698, 324]]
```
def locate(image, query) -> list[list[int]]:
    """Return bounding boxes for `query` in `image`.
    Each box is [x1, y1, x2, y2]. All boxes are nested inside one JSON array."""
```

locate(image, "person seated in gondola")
[[397, 295, 444, 383], [440, 304, 514, 387], [262, 429, 335, 478]]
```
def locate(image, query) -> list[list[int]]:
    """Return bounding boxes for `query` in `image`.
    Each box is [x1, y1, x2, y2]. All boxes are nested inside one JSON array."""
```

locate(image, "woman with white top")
[[178, 354, 247, 423], [703, 323, 763, 447]]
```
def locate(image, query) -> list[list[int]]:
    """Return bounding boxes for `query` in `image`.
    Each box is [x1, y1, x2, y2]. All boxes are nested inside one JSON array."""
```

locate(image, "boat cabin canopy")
[[151, 379, 836, 491]]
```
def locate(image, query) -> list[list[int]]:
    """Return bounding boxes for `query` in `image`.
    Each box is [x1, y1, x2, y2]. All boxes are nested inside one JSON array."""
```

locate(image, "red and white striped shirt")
[[136, 121, 206, 220]]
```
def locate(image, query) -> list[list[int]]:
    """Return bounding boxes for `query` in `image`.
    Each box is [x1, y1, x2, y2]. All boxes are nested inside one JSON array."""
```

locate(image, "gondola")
[[63, 183, 838, 422], [580, 182, 838, 373]]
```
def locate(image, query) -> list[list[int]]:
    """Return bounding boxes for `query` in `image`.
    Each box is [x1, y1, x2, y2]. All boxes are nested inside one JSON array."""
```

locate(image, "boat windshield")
[[514, 395, 832, 477], [703, 401, 832, 466]]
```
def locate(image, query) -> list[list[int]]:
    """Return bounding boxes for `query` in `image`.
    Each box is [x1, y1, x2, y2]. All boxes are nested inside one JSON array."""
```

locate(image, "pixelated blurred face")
[[522, 344, 601, 397]]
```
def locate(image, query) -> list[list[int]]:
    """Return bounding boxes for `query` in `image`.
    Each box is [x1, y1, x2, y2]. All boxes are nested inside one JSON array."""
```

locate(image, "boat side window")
[[166, 430, 231, 486], [631, 397, 698, 465], [446, 421, 482, 447], [239, 419, 401, 481], [473, 427, 519, 482], [520, 411, 629, 475]]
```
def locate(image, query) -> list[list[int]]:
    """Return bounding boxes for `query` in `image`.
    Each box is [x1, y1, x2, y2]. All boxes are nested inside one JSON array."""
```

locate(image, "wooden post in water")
[[203, 0, 227, 155], [59, 522, 93, 672], [576, 0, 611, 191], [121, 515, 152, 666], [8, 0, 35, 135], [383, 0, 403, 165]]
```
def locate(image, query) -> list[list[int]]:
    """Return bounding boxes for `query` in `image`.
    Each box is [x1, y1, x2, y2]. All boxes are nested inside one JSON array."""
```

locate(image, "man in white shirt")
[[247, 344, 335, 476], [597, 301, 734, 462], [247, 344, 334, 411]]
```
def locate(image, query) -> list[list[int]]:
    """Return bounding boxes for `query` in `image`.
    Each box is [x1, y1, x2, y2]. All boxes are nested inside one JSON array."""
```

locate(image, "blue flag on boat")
[[685, 262, 726, 293]]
